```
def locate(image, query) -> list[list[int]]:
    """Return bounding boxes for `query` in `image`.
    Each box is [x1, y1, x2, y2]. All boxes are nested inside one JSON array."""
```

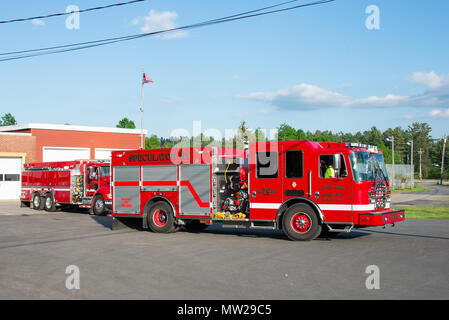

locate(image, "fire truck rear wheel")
[[44, 193, 57, 212], [282, 203, 321, 241], [147, 202, 176, 233], [32, 193, 44, 210], [92, 195, 106, 216]]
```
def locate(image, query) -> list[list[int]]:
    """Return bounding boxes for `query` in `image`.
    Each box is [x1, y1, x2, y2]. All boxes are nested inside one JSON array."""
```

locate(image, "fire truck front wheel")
[[282, 203, 322, 241], [147, 202, 176, 233], [31, 193, 45, 211]]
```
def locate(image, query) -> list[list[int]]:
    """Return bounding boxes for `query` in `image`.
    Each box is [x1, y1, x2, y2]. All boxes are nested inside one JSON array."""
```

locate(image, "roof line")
[[0, 123, 148, 135]]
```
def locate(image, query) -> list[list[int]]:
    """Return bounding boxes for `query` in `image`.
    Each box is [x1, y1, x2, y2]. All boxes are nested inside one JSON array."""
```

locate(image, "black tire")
[[32, 192, 44, 210], [147, 202, 176, 233], [184, 220, 208, 232], [92, 195, 106, 216], [282, 203, 321, 241], [44, 193, 57, 212]]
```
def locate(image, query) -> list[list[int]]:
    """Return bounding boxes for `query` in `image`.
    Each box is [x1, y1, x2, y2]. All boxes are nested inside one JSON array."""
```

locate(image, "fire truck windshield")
[[99, 166, 110, 177], [349, 152, 376, 182], [373, 153, 389, 182]]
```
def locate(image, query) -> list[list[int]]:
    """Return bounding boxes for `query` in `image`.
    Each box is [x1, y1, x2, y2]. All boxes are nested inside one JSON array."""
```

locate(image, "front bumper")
[[358, 209, 405, 226]]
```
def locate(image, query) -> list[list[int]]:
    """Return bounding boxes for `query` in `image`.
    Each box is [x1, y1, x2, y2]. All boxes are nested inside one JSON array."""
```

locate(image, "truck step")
[[250, 221, 276, 229]]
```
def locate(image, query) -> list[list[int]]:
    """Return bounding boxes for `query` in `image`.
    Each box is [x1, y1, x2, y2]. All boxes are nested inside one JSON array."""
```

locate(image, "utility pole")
[[387, 136, 395, 188], [392, 136, 395, 187], [140, 67, 145, 149], [408, 140, 414, 188], [418, 148, 423, 180], [441, 135, 447, 185]]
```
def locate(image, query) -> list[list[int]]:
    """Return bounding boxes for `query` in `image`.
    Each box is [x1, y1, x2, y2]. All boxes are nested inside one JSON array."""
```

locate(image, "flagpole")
[[140, 67, 145, 149]]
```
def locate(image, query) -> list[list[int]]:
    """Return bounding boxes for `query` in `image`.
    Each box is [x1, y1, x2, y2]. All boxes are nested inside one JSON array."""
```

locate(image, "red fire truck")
[[21, 160, 111, 215], [110, 141, 405, 241]]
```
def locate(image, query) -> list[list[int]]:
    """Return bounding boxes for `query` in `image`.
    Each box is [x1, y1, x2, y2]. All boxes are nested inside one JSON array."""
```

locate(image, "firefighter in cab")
[[324, 164, 336, 178]]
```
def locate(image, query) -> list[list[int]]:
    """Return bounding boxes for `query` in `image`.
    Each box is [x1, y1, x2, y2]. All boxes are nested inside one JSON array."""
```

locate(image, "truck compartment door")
[[142, 165, 177, 192], [113, 166, 140, 214], [179, 164, 210, 216]]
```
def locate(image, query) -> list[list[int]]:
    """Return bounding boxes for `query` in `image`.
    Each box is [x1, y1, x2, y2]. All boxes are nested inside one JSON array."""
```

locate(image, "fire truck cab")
[[110, 141, 405, 241], [21, 160, 111, 215]]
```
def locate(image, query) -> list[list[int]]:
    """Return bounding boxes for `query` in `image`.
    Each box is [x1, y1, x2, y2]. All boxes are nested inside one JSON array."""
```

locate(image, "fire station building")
[[0, 123, 147, 200]]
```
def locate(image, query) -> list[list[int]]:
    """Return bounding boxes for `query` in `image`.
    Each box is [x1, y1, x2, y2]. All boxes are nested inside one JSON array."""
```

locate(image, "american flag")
[[142, 73, 153, 84]]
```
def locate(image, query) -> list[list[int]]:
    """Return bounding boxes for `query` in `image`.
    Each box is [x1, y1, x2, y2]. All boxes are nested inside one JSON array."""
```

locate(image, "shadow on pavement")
[[361, 229, 449, 241]]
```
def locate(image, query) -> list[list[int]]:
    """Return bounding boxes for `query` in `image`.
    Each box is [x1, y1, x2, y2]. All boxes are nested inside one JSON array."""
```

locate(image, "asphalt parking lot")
[[0, 201, 448, 300]]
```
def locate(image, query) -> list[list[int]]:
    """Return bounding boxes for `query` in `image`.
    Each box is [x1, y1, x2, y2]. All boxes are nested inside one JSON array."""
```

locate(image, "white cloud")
[[237, 71, 449, 111], [428, 108, 449, 118], [130, 17, 140, 25], [138, 10, 187, 39], [237, 83, 407, 110], [237, 83, 350, 110], [31, 19, 45, 26], [410, 71, 449, 90], [350, 94, 409, 108]]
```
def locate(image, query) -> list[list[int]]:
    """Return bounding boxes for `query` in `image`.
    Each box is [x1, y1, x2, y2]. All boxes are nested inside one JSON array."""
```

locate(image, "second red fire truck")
[[110, 141, 405, 241], [21, 160, 111, 215]]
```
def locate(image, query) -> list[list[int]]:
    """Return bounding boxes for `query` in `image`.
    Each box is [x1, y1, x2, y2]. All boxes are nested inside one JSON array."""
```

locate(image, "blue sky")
[[1, 0, 448, 139]]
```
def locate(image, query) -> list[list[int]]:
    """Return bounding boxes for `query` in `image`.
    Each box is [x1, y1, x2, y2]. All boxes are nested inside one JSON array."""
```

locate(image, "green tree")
[[363, 126, 384, 146], [116, 117, 136, 129], [407, 122, 433, 178], [277, 123, 298, 141], [253, 128, 267, 142], [145, 134, 161, 149], [0, 113, 17, 126]]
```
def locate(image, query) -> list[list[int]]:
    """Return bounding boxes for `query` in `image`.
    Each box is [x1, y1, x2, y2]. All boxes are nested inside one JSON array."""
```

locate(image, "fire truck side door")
[[282, 147, 309, 203], [87, 166, 98, 191], [249, 145, 283, 220], [314, 153, 352, 223]]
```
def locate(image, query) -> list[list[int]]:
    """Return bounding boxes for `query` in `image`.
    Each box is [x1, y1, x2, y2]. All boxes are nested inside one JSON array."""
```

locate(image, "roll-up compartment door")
[[142, 165, 177, 192], [180, 164, 210, 216], [113, 166, 140, 214]]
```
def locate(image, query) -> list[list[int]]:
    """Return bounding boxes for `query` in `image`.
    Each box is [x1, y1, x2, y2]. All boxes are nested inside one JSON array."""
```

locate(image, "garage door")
[[95, 148, 130, 160], [43, 147, 90, 162], [0, 157, 22, 200]]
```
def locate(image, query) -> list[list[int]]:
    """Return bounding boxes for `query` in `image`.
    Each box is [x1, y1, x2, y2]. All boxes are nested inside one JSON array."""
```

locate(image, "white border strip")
[[250, 203, 281, 209], [250, 202, 376, 211], [0, 123, 148, 135]]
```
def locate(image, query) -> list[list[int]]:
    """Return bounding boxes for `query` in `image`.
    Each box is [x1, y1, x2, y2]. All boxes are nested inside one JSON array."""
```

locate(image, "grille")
[[374, 183, 387, 209]]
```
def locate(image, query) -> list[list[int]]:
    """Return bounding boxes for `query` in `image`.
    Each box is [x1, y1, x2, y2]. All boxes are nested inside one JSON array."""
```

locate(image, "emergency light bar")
[[346, 142, 378, 153]]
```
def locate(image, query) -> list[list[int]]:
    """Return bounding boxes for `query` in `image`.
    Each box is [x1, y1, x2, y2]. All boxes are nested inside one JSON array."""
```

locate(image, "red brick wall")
[[0, 134, 36, 162], [30, 129, 141, 162]]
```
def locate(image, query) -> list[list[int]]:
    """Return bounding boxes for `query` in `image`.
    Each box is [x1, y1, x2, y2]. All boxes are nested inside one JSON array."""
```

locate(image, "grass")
[[400, 206, 449, 219], [391, 184, 431, 194]]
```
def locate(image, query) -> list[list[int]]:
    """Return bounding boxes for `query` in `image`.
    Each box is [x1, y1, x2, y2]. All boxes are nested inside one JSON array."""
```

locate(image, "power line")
[[0, 0, 146, 25], [0, 0, 335, 62], [0, 0, 303, 57]]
